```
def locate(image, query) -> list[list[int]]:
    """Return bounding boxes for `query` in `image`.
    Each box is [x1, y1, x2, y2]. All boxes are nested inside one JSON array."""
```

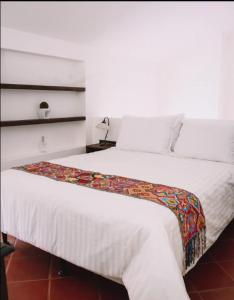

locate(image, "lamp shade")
[[96, 117, 110, 142], [96, 122, 109, 130]]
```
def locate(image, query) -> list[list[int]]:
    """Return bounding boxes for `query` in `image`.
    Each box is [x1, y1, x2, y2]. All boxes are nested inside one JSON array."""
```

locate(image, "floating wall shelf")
[[1, 117, 86, 127], [1, 83, 85, 92]]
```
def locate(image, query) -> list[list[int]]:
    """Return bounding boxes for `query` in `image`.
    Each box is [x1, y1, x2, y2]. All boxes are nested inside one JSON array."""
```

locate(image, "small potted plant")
[[38, 101, 50, 119]]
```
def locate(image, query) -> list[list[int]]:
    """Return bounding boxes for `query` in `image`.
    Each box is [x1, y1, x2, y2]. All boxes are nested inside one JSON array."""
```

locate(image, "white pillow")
[[116, 114, 184, 154], [174, 119, 234, 163]]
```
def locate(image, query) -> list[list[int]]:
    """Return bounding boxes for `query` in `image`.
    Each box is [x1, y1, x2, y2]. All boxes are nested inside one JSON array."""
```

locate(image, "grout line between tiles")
[[97, 282, 103, 300], [50, 275, 73, 281], [49, 255, 52, 280], [48, 254, 53, 300], [216, 261, 234, 281], [196, 285, 234, 294], [199, 292, 204, 300], [48, 279, 51, 300], [5, 237, 17, 275], [98, 292, 102, 300], [197, 258, 234, 265], [6, 253, 13, 274], [8, 278, 49, 284]]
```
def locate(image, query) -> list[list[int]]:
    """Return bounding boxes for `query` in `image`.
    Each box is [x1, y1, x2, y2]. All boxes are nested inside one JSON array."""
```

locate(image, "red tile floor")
[[2, 219, 234, 300]]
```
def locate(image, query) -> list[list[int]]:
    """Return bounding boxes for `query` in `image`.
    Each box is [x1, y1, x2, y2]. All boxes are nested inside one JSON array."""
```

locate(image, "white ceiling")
[[1, 1, 234, 56], [1, 1, 143, 45]]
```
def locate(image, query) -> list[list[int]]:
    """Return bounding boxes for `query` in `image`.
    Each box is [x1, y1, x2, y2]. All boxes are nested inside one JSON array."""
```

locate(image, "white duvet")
[[1, 148, 234, 300]]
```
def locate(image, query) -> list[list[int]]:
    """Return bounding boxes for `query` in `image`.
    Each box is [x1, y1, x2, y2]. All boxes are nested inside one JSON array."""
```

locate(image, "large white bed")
[[1, 147, 234, 300]]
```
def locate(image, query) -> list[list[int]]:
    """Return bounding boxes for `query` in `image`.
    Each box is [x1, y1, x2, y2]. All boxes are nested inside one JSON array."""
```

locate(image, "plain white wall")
[[219, 31, 234, 119], [154, 48, 222, 118], [80, 3, 234, 121]]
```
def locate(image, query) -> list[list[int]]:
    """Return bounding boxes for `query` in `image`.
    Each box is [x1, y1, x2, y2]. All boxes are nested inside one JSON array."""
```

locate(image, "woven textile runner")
[[14, 161, 206, 268]]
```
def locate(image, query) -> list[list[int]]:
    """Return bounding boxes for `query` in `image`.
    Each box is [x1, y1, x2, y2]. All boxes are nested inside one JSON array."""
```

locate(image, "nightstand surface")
[[86, 141, 116, 153]]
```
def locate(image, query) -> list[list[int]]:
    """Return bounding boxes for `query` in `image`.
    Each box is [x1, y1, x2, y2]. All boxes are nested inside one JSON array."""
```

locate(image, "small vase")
[[38, 108, 50, 119]]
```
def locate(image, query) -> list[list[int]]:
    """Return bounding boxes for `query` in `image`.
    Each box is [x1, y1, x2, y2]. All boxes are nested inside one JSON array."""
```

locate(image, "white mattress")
[[1, 148, 234, 300]]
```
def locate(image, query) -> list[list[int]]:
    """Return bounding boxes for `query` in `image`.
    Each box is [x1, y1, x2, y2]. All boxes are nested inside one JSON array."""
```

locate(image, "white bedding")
[[1, 148, 234, 300]]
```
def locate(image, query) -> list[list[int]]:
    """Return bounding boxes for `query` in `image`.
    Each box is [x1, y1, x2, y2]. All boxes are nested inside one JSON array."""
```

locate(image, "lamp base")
[[99, 140, 116, 146]]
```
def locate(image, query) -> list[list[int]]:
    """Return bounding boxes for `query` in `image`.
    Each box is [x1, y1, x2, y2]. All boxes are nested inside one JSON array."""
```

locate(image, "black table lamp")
[[96, 117, 110, 144]]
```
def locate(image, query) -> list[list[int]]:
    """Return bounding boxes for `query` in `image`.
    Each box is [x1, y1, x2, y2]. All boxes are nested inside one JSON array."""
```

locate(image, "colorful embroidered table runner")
[[14, 161, 206, 268]]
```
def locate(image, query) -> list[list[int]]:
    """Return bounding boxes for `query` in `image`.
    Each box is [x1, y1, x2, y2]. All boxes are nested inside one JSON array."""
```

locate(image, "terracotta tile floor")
[[2, 219, 234, 300]]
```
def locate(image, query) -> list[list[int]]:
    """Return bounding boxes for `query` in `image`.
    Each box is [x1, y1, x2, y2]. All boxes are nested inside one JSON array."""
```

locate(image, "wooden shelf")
[[1, 116, 86, 127], [1, 83, 85, 92]]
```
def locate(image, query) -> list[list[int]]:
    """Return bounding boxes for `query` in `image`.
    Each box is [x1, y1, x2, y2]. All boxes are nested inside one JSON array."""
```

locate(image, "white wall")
[[4, 26, 232, 122], [154, 47, 222, 118], [1, 4, 234, 154], [85, 55, 160, 118], [219, 31, 234, 119], [1, 28, 164, 147], [81, 3, 234, 121], [1, 48, 86, 169], [85, 48, 223, 119]]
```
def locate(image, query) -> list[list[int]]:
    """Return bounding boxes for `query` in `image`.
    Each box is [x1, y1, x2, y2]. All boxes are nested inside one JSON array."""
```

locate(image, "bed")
[[1, 116, 234, 300]]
